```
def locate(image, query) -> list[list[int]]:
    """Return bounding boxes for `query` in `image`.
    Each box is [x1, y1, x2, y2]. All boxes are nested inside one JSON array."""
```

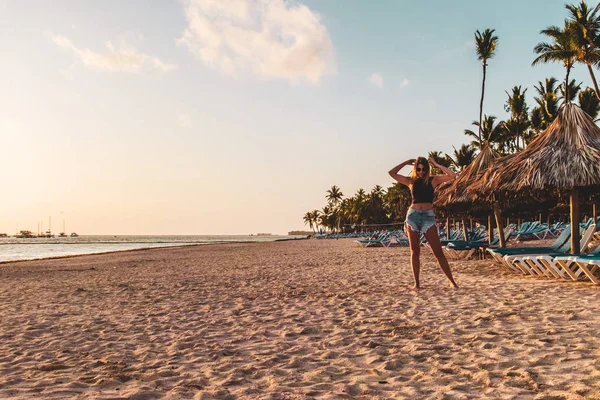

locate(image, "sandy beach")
[[1, 239, 600, 399]]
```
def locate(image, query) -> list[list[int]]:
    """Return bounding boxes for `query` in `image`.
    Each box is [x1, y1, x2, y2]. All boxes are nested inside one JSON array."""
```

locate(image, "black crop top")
[[411, 178, 434, 204]]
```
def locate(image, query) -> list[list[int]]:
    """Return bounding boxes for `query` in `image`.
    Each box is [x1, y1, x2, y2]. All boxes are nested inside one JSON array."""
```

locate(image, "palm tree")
[[303, 212, 315, 232], [566, 1, 600, 99], [504, 86, 529, 150], [428, 151, 454, 173], [325, 185, 344, 232], [325, 185, 343, 206], [355, 188, 366, 202], [533, 21, 579, 102], [337, 198, 352, 232], [319, 206, 333, 232], [530, 106, 545, 137], [310, 210, 321, 233], [384, 183, 411, 222], [579, 86, 600, 119], [352, 189, 367, 229], [532, 77, 560, 132], [451, 144, 477, 171], [371, 185, 384, 198], [464, 115, 504, 152], [475, 29, 499, 147], [356, 186, 386, 226], [502, 118, 531, 153], [559, 78, 582, 103]]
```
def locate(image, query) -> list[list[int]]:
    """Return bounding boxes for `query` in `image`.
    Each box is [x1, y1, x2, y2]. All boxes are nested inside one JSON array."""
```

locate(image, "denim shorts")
[[405, 208, 436, 233]]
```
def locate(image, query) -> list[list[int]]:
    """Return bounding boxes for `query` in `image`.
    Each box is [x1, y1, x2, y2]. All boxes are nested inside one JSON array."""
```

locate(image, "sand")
[[1, 239, 600, 399]]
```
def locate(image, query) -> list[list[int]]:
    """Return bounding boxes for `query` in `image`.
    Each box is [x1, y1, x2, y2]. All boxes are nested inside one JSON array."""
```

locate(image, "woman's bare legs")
[[424, 225, 459, 288], [406, 225, 422, 289]]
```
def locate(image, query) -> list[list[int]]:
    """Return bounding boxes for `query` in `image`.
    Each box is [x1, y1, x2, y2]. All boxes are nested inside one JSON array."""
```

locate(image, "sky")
[[0, 0, 594, 235]]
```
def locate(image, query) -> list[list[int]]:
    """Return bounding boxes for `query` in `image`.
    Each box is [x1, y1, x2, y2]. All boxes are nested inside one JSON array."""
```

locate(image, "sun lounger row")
[[487, 219, 600, 284]]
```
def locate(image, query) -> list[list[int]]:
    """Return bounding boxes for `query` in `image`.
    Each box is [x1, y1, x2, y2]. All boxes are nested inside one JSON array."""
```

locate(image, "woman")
[[388, 157, 459, 289]]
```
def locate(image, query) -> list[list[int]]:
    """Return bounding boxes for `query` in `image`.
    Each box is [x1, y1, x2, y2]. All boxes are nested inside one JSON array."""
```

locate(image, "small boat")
[[16, 230, 37, 238], [70, 232, 79, 237], [39, 231, 55, 238], [59, 219, 68, 237]]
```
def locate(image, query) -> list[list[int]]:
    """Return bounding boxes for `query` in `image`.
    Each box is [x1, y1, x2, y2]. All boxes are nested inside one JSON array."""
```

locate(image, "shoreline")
[[0, 243, 204, 265], [0, 236, 310, 265]]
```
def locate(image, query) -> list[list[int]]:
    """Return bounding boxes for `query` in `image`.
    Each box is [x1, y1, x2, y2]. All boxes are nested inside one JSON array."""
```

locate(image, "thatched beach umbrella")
[[436, 144, 504, 245], [475, 103, 600, 254], [437, 144, 498, 205]]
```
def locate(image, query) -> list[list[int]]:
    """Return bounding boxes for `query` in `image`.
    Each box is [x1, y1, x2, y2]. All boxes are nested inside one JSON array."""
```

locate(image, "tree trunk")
[[570, 188, 580, 255], [488, 214, 494, 246], [587, 63, 600, 101], [516, 116, 520, 151], [493, 202, 506, 248], [565, 66, 571, 103], [478, 62, 487, 147]]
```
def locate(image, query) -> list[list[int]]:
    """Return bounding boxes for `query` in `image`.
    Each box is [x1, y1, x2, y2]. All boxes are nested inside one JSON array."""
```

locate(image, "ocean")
[[0, 235, 305, 262]]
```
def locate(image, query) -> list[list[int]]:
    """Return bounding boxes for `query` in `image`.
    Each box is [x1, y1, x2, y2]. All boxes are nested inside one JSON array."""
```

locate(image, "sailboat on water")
[[58, 215, 78, 237], [38, 216, 55, 238], [59, 217, 67, 237]]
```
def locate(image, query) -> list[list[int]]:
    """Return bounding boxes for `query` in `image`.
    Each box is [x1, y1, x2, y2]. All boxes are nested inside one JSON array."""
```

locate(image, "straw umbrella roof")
[[436, 144, 498, 207], [471, 103, 600, 254], [476, 103, 600, 195]]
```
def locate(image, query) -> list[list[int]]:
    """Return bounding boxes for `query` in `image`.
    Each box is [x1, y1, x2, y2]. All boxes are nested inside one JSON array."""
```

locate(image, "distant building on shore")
[[288, 231, 313, 235]]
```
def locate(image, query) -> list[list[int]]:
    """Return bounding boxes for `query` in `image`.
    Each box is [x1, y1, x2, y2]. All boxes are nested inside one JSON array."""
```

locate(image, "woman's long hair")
[[409, 157, 431, 183]]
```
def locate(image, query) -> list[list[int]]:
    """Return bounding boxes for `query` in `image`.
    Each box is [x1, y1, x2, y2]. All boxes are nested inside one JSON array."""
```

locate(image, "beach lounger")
[[529, 237, 600, 281], [442, 225, 514, 261], [513, 221, 550, 241], [510, 225, 596, 277], [389, 232, 409, 246], [487, 226, 572, 268], [355, 232, 392, 247], [570, 256, 600, 284]]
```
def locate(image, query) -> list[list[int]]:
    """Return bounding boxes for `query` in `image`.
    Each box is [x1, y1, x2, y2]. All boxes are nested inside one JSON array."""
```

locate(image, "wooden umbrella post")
[[488, 214, 492, 245], [493, 202, 506, 248], [570, 188, 581, 255], [461, 218, 468, 241]]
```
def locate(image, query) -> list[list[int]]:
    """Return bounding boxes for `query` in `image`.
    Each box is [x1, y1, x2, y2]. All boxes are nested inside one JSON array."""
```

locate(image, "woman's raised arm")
[[388, 159, 415, 186]]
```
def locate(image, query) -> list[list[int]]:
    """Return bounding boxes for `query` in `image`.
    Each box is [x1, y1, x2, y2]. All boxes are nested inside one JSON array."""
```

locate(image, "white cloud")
[[400, 78, 409, 88], [368, 73, 383, 88], [177, 0, 335, 85], [50, 33, 176, 73], [177, 113, 192, 128]]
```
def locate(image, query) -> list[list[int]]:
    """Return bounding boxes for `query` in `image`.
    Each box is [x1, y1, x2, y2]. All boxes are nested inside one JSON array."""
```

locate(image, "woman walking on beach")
[[389, 157, 459, 289]]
